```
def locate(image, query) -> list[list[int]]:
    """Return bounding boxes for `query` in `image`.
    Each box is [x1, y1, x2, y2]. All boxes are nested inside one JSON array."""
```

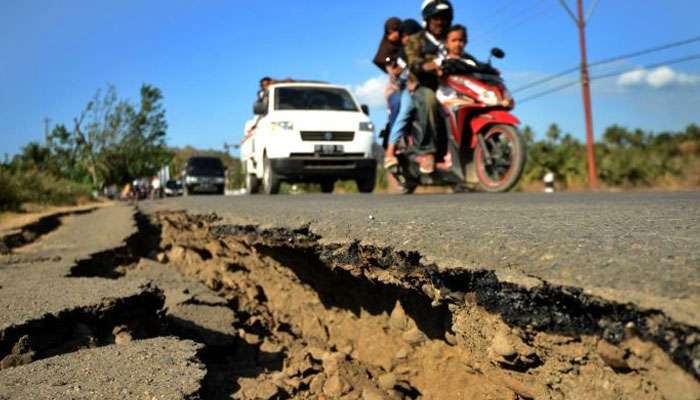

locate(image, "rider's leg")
[[385, 89, 415, 168], [412, 86, 439, 173], [387, 91, 401, 128]]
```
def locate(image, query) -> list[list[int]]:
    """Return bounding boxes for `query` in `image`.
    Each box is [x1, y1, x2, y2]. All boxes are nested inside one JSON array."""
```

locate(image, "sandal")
[[417, 154, 435, 174], [384, 144, 398, 170]]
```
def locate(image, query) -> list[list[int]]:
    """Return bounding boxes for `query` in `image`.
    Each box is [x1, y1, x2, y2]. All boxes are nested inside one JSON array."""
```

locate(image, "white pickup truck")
[[240, 81, 377, 194]]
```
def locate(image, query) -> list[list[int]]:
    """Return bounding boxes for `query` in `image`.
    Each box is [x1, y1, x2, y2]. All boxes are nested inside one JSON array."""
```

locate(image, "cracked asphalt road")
[[143, 191, 700, 327], [0, 205, 206, 399]]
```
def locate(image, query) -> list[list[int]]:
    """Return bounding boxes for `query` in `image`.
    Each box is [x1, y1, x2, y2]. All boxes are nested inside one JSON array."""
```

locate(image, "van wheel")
[[262, 156, 281, 195], [320, 180, 335, 194], [356, 170, 376, 193], [246, 173, 260, 194]]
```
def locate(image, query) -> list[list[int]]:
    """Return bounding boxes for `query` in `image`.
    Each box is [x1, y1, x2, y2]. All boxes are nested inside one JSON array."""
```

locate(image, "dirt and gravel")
[[0, 203, 698, 399]]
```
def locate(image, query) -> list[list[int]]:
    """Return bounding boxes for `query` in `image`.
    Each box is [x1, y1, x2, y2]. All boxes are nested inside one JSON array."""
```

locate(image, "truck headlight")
[[186, 176, 198, 183], [270, 121, 294, 131], [215, 177, 225, 183], [359, 122, 374, 132]]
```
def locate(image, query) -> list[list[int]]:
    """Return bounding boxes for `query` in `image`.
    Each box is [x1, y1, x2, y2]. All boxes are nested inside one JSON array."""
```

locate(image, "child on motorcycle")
[[437, 25, 497, 105], [444, 25, 475, 67], [442, 25, 498, 77]]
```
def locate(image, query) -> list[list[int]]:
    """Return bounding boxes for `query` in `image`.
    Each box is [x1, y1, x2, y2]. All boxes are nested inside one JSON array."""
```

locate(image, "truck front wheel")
[[262, 156, 281, 195]]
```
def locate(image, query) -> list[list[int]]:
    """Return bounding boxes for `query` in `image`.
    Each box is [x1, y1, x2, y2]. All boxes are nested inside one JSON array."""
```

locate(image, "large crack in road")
[[1, 206, 698, 399], [0, 208, 96, 255], [153, 210, 699, 399]]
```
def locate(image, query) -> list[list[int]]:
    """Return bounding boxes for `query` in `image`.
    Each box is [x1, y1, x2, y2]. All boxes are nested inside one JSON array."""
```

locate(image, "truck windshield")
[[275, 87, 359, 111]]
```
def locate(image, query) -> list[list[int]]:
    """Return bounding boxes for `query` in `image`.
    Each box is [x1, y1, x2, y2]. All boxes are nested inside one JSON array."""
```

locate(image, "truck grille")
[[300, 131, 355, 142]]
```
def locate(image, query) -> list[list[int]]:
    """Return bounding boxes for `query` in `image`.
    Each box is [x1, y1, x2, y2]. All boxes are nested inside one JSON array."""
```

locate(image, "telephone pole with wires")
[[558, 0, 600, 189]]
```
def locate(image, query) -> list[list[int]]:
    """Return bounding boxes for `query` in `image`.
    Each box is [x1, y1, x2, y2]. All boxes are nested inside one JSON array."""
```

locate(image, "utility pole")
[[223, 142, 233, 191], [43, 117, 51, 142], [558, 0, 599, 189]]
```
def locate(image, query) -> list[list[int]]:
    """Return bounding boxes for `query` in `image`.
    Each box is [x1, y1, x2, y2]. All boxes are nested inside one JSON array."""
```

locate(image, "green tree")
[[46, 84, 172, 188], [12, 141, 52, 172]]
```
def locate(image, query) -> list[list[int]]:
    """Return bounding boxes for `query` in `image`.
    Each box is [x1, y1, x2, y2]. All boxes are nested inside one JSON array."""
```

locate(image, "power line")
[[590, 53, 700, 81], [556, 0, 577, 23], [518, 80, 580, 104], [483, 0, 513, 20], [590, 35, 700, 69], [481, 1, 554, 42], [513, 35, 700, 93], [518, 53, 700, 103], [585, 0, 601, 21], [477, 0, 548, 40]]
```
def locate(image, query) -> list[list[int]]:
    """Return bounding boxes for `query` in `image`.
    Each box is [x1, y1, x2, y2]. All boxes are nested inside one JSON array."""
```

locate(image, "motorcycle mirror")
[[491, 48, 506, 59]]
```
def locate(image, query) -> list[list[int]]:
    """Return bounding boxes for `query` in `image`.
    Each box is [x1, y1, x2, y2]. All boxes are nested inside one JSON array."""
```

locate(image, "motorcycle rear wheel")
[[475, 124, 526, 193]]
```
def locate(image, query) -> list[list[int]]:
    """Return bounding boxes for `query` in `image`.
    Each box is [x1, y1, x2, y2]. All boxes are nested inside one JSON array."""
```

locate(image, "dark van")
[[183, 156, 226, 195]]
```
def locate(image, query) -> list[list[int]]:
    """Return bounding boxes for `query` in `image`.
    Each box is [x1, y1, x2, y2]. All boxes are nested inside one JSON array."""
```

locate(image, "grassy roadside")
[[0, 169, 94, 213]]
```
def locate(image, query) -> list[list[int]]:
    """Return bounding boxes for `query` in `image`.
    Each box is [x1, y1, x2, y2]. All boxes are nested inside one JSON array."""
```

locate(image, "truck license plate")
[[314, 144, 344, 154]]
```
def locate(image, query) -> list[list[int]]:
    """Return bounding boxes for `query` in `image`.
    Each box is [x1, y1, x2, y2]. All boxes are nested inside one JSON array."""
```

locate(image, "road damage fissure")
[[0, 208, 96, 255], [68, 212, 161, 279], [4, 208, 698, 399], [0, 210, 166, 372], [153, 210, 699, 399], [210, 221, 700, 380], [0, 287, 164, 369]]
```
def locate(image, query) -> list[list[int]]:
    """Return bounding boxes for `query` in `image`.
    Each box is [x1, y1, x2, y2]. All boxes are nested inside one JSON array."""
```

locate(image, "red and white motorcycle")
[[384, 48, 526, 193]]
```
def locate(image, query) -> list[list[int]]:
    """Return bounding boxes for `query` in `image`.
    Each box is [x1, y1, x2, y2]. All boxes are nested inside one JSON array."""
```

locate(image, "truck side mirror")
[[253, 101, 267, 115], [361, 104, 370, 116]]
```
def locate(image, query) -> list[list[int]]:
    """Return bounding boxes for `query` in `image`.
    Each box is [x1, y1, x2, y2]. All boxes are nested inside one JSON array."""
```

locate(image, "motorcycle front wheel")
[[474, 124, 526, 193]]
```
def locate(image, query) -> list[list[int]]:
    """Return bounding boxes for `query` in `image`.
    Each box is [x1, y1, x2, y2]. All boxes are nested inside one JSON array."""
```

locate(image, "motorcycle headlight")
[[452, 77, 500, 106], [359, 122, 374, 132], [270, 121, 294, 131], [481, 90, 500, 106]]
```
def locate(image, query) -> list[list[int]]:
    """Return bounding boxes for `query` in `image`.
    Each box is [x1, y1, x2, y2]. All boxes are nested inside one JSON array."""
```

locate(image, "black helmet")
[[421, 0, 454, 22]]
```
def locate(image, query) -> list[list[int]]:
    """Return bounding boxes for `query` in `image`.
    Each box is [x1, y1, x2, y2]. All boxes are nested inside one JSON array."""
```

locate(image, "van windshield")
[[275, 87, 359, 112], [188, 158, 224, 170]]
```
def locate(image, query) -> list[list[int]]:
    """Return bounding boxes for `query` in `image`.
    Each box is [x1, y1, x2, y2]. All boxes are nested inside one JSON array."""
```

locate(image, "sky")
[[1, 0, 699, 157]]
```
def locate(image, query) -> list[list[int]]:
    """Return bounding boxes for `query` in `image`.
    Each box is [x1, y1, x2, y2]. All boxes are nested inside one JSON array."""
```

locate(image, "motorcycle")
[[382, 48, 526, 194]]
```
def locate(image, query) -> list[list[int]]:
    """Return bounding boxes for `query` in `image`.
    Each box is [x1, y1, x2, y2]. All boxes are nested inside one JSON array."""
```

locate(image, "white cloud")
[[647, 66, 676, 88], [617, 68, 646, 86], [676, 71, 700, 85], [617, 66, 700, 88], [352, 75, 388, 108]]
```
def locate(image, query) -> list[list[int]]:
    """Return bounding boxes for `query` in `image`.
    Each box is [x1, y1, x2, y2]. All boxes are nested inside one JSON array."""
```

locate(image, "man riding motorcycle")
[[404, 0, 454, 174]]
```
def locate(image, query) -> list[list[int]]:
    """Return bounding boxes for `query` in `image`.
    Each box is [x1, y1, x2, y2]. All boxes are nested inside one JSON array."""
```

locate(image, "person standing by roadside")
[[404, 0, 453, 173], [150, 175, 161, 200]]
